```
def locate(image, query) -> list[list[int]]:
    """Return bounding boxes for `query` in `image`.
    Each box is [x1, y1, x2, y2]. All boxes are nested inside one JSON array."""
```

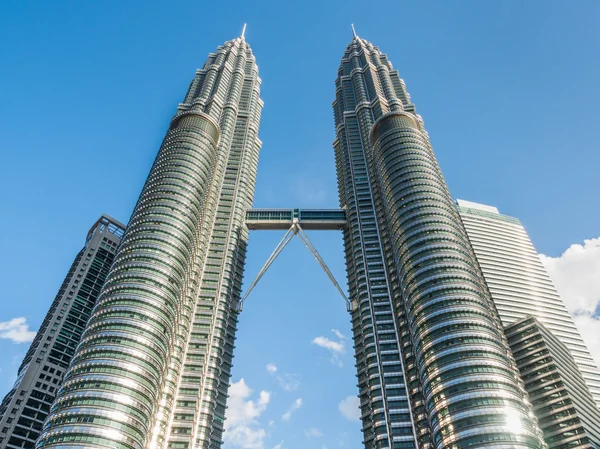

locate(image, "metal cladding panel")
[[333, 36, 546, 449], [37, 36, 263, 449], [333, 36, 420, 449], [245, 208, 347, 230], [371, 113, 544, 449]]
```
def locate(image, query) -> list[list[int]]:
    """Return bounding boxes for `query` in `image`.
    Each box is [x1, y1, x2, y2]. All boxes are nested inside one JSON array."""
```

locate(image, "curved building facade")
[[0, 215, 125, 449], [37, 34, 263, 449], [333, 35, 545, 448], [23, 29, 580, 449]]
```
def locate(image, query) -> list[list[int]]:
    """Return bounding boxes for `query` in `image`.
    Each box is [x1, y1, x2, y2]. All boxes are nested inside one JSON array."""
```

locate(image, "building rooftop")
[[456, 199, 500, 214]]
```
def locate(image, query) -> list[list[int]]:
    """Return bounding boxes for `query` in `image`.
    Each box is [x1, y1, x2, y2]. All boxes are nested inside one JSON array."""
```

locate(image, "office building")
[[506, 317, 600, 448], [37, 30, 262, 449], [331, 32, 544, 448], [457, 199, 600, 408], [0, 215, 125, 449], [32, 30, 560, 449]]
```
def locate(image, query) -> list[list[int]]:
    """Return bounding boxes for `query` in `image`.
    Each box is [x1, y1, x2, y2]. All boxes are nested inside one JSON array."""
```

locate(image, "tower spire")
[[241, 23, 247, 40], [351, 23, 357, 38]]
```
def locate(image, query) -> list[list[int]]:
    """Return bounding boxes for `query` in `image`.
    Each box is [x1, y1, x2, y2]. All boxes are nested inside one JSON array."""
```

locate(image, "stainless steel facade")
[[37, 34, 262, 449], [456, 200, 600, 408], [0, 215, 125, 449], [505, 317, 600, 448], [21, 30, 583, 449], [333, 35, 545, 448]]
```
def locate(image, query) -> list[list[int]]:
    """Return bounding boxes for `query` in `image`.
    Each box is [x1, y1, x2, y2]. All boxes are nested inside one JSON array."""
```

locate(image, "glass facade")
[[456, 199, 600, 408], [333, 36, 545, 448], [505, 317, 600, 448], [21, 30, 593, 449], [0, 215, 125, 449], [245, 208, 347, 230], [37, 35, 263, 449]]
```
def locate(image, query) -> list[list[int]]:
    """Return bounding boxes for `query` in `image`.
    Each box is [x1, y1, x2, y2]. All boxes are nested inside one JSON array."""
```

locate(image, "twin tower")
[[27, 31, 599, 449]]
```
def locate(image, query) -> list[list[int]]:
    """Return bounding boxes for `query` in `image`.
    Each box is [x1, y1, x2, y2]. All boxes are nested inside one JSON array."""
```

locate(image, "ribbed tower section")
[[37, 34, 263, 449], [333, 35, 545, 449]]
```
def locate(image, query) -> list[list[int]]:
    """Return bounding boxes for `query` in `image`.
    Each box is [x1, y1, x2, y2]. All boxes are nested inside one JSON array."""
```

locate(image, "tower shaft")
[[37, 37, 263, 449], [334, 36, 545, 449]]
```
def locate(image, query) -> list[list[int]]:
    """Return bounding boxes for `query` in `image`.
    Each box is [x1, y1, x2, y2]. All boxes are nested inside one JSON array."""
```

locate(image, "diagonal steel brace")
[[238, 219, 350, 312], [295, 225, 350, 311]]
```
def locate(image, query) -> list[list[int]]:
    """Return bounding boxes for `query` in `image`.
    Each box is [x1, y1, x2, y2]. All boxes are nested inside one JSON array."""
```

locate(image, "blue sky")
[[1, 1, 600, 448]]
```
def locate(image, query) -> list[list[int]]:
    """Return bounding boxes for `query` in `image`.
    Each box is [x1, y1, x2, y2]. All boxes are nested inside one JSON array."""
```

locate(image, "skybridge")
[[241, 208, 351, 311], [245, 208, 346, 230]]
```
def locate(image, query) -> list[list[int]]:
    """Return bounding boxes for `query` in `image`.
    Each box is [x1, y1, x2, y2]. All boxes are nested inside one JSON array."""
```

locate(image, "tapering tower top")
[[351, 23, 357, 38], [241, 23, 247, 40]]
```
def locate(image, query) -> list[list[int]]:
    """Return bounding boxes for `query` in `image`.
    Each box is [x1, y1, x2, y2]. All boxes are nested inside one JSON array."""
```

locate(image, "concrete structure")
[[0, 215, 125, 449], [457, 199, 600, 408]]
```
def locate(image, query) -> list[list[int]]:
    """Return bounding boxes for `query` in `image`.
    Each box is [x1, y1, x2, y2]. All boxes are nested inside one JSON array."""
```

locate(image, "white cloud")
[[540, 237, 600, 369], [281, 398, 302, 421], [331, 329, 345, 340], [225, 426, 267, 449], [312, 329, 346, 366], [272, 442, 283, 449], [0, 318, 36, 343], [224, 379, 271, 449], [312, 337, 344, 353], [338, 396, 360, 421], [304, 427, 324, 438], [266, 363, 300, 391]]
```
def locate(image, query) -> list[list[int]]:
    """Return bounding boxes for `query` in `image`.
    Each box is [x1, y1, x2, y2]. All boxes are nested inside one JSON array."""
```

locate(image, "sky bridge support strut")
[[238, 219, 351, 312]]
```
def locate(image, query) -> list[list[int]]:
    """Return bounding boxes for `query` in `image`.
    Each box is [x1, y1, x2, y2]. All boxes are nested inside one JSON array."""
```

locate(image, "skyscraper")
[[37, 31, 263, 449], [456, 199, 600, 407], [30, 28, 574, 449], [332, 32, 545, 448], [505, 317, 600, 448], [0, 215, 125, 449]]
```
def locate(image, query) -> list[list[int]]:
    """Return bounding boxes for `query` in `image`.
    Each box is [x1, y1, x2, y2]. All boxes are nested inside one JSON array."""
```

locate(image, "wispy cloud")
[[338, 395, 360, 421], [272, 442, 284, 449], [312, 329, 346, 367], [224, 379, 271, 449], [337, 432, 350, 448], [276, 373, 300, 392], [312, 336, 343, 353], [304, 427, 324, 438], [281, 398, 302, 421], [266, 363, 300, 391], [0, 318, 36, 343], [331, 329, 344, 340], [540, 237, 600, 368]]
